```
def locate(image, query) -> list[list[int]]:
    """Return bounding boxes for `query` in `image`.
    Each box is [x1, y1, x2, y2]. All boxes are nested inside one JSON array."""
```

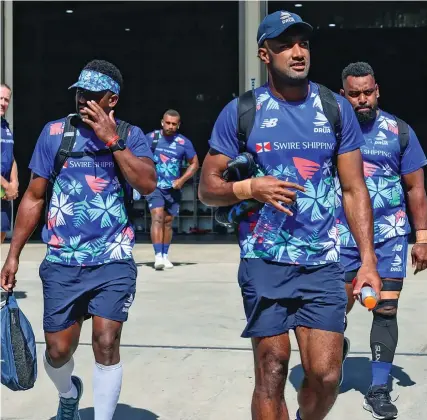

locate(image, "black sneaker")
[[363, 385, 398, 419], [339, 337, 350, 386]]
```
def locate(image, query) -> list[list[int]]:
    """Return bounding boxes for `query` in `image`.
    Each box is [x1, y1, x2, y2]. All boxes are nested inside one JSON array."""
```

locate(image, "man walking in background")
[[338, 61, 427, 419], [1, 83, 19, 243], [145, 109, 199, 270]]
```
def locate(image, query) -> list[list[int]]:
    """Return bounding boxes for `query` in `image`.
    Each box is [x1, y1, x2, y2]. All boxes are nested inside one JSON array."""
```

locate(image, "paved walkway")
[[1, 243, 426, 419]]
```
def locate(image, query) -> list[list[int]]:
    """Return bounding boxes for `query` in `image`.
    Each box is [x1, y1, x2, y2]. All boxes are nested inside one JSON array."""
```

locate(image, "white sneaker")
[[163, 255, 174, 269], [154, 255, 164, 270]]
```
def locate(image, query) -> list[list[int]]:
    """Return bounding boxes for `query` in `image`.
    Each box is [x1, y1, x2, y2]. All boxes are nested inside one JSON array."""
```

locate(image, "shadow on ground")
[[136, 262, 197, 269], [289, 356, 416, 396], [49, 404, 159, 420]]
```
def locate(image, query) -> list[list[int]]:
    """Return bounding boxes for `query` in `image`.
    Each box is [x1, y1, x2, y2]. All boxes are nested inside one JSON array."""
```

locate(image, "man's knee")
[[45, 340, 74, 367], [151, 212, 165, 228], [92, 329, 120, 365], [305, 365, 341, 392], [371, 301, 398, 363], [164, 215, 174, 228], [255, 348, 289, 396]]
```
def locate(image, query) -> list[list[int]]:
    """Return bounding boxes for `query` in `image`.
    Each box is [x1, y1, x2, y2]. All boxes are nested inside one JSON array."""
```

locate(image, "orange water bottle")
[[352, 278, 378, 310]]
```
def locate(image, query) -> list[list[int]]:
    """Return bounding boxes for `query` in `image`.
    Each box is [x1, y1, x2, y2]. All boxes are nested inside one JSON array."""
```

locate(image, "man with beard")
[[1, 59, 157, 420], [338, 62, 427, 419], [198, 12, 381, 420], [145, 110, 199, 270]]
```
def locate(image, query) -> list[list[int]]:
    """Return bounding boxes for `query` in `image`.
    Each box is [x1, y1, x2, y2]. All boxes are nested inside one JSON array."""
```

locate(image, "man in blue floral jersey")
[[338, 62, 427, 420], [199, 11, 381, 420], [145, 110, 199, 270], [1, 60, 157, 420]]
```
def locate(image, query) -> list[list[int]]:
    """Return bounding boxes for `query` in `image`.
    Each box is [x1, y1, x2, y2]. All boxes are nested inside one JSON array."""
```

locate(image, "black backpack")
[[45, 114, 133, 224], [395, 117, 410, 157], [150, 130, 161, 154]]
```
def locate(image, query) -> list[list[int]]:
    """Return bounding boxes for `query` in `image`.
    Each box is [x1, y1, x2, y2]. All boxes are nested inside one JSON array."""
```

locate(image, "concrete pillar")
[[1, 0, 13, 128], [239, 1, 268, 94], [1, 0, 14, 237]]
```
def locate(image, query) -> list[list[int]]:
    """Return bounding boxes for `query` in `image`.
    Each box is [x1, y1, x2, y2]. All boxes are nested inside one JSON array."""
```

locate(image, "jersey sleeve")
[[183, 138, 197, 160], [208, 99, 239, 159], [401, 125, 427, 175], [28, 123, 56, 180], [336, 97, 366, 155], [127, 126, 154, 160]]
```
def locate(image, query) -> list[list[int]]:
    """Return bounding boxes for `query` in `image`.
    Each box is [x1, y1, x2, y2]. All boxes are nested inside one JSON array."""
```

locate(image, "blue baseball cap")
[[69, 69, 120, 95], [257, 11, 313, 46]]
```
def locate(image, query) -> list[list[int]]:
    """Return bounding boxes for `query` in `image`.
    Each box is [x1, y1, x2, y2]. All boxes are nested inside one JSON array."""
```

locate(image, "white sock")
[[155, 252, 163, 258], [163, 253, 168, 259], [43, 352, 77, 398], [93, 362, 123, 420]]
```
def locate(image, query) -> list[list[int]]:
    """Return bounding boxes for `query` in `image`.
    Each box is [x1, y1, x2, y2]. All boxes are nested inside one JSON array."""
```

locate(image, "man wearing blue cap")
[[1, 60, 157, 420], [199, 11, 381, 420]]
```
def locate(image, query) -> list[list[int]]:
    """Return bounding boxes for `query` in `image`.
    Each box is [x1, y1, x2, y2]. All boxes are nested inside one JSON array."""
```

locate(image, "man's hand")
[[82, 101, 118, 144], [412, 243, 427, 274], [250, 176, 305, 216], [172, 179, 184, 190], [353, 263, 382, 306], [1, 257, 19, 291], [4, 181, 18, 201]]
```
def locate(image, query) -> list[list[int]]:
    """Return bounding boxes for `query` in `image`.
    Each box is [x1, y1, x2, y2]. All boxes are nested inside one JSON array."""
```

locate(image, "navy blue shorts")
[[146, 187, 181, 216], [341, 235, 408, 281], [39, 259, 137, 333], [1, 200, 11, 232], [237, 259, 347, 338]]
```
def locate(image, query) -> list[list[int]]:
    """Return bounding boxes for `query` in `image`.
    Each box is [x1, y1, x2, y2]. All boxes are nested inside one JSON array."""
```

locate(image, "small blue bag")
[[1, 292, 37, 391]]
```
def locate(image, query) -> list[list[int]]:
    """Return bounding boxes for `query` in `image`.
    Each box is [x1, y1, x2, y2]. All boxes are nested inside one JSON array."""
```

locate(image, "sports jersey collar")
[[264, 81, 313, 106]]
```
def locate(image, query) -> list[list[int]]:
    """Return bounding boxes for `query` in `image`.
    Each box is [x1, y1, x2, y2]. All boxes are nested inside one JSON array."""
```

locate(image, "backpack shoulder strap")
[[395, 116, 410, 157], [116, 120, 131, 143], [150, 130, 161, 154], [237, 89, 257, 154], [45, 114, 78, 225], [50, 115, 78, 183], [317, 84, 342, 149]]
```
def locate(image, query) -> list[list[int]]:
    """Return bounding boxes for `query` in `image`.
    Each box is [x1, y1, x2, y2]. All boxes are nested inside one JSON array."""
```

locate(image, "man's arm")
[[338, 149, 381, 296], [403, 168, 427, 273], [174, 155, 199, 189], [1, 160, 18, 200], [198, 151, 239, 206], [112, 151, 157, 196], [338, 149, 376, 263], [10, 159, 18, 186], [1, 174, 47, 290], [198, 150, 303, 215]]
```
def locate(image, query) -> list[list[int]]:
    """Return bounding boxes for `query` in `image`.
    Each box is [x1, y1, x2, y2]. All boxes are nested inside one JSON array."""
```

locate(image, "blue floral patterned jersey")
[[29, 118, 153, 266], [1, 118, 14, 181], [146, 130, 196, 189], [209, 82, 365, 265], [336, 110, 427, 247]]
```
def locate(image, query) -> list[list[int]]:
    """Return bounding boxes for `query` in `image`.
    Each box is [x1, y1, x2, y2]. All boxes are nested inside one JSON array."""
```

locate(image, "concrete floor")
[[1, 243, 426, 420]]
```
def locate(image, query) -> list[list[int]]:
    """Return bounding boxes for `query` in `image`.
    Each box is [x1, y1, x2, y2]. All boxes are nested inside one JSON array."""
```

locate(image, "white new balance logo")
[[391, 254, 403, 272], [392, 244, 403, 252], [260, 118, 278, 128]]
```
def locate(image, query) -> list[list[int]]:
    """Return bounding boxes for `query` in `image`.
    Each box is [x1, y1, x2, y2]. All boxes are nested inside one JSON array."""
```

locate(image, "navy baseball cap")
[[257, 11, 313, 46]]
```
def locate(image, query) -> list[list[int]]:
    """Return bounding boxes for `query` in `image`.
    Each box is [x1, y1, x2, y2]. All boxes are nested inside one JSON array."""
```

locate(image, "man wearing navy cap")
[[199, 11, 381, 420], [1, 60, 157, 420]]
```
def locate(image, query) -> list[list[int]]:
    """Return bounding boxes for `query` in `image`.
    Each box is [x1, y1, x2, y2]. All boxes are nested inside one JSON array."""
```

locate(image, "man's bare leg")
[[251, 333, 291, 420], [150, 207, 165, 269], [296, 327, 343, 420]]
